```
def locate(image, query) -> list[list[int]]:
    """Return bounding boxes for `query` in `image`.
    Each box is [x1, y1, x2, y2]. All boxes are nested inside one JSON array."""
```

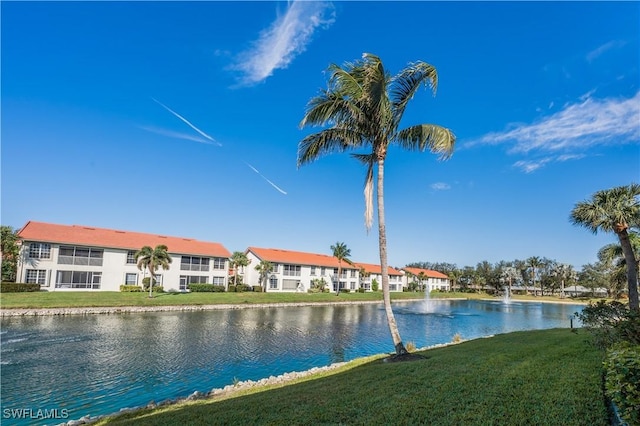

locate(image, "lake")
[[0, 299, 583, 425]]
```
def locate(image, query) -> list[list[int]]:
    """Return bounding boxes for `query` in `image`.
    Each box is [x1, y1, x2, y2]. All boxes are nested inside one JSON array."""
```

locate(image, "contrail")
[[151, 97, 221, 146], [245, 162, 288, 195], [138, 125, 217, 145]]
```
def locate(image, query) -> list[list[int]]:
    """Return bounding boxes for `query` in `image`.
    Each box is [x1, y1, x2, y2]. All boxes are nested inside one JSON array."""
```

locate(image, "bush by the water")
[[188, 284, 225, 292], [119, 285, 143, 292], [576, 300, 640, 349], [1, 282, 40, 292]]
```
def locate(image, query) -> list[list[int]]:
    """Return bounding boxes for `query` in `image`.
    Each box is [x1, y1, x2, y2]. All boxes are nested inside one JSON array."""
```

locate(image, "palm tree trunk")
[[377, 158, 407, 356], [618, 230, 639, 311], [148, 262, 154, 299], [336, 261, 341, 296]]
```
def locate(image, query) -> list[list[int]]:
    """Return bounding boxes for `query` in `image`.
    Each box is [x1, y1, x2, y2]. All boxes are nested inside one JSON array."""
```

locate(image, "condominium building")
[[16, 221, 231, 291], [356, 262, 405, 292], [402, 267, 451, 292], [244, 247, 361, 292]]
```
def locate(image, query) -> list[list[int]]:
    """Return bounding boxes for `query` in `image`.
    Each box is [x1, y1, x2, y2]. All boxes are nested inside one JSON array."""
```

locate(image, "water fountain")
[[502, 286, 511, 304]]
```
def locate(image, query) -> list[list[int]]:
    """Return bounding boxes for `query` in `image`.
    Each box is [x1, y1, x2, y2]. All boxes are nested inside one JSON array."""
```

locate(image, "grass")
[[0, 290, 429, 309], [97, 328, 608, 425]]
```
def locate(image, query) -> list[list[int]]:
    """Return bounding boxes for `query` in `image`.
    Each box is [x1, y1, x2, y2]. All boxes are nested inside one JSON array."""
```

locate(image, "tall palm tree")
[[501, 266, 519, 298], [298, 53, 455, 355], [135, 245, 172, 298], [230, 251, 251, 288], [570, 183, 640, 311], [330, 242, 353, 295], [255, 260, 273, 292], [417, 271, 427, 292]]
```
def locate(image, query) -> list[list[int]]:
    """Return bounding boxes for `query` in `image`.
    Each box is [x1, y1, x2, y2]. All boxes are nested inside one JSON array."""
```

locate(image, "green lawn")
[[0, 290, 431, 309], [98, 328, 608, 425]]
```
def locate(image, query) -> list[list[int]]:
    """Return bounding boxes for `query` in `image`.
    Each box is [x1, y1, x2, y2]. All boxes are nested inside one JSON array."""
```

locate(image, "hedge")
[[604, 342, 640, 425], [188, 284, 225, 292], [1, 282, 41, 292], [120, 285, 143, 292]]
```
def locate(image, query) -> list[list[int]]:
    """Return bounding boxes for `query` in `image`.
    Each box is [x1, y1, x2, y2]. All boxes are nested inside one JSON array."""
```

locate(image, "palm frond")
[[396, 124, 455, 159], [390, 61, 438, 121], [297, 128, 364, 167]]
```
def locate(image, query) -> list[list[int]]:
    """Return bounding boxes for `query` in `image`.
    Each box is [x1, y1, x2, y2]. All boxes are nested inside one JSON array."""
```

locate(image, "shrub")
[[252, 286, 263, 293], [357, 288, 365, 293], [604, 342, 640, 425], [120, 285, 143, 292], [227, 285, 236, 293], [188, 284, 225, 292], [372, 279, 379, 292], [1, 282, 40, 292], [575, 301, 640, 349], [405, 341, 417, 352], [340, 288, 350, 293]]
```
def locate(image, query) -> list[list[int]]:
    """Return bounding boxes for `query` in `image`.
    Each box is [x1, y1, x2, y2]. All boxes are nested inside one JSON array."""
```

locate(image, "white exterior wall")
[[361, 273, 404, 292], [18, 241, 229, 292], [244, 251, 359, 293]]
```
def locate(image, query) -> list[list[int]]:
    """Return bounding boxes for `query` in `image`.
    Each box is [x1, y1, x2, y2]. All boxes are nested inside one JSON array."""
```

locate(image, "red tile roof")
[[247, 247, 358, 269], [356, 262, 403, 276], [17, 221, 231, 258], [402, 267, 449, 279]]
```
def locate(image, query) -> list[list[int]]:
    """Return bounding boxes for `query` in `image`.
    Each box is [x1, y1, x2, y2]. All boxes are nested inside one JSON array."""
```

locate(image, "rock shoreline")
[[0, 300, 397, 317]]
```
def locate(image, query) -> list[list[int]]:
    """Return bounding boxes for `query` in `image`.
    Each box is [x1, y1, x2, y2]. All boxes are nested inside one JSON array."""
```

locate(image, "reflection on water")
[[0, 300, 582, 424]]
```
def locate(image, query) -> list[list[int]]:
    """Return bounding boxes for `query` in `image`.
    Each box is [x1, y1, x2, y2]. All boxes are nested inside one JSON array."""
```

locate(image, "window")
[[310, 266, 316, 276], [282, 279, 298, 290], [283, 264, 301, 276], [271, 263, 279, 273], [212, 258, 226, 270], [56, 271, 101, 289], [181, 256, 210, 271], [350, 281, 356, 290], [29, 243, 51, 259], [126, 251, 137, 264], [180, 275, 208, 291], [333, 268, 338, 275], [26, 269, 47, 285], [269, 275, 278, 289], [350, 270, 356, 278], [125, 273, 137, 285], [212, 276, 225, 286], [58, 246, 103, 266], [320, 267, 326, 276]]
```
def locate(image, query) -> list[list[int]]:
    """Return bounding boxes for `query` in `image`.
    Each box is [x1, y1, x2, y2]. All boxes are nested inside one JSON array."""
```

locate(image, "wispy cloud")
[[230, 1, 335, 86], [151, 98, 220, 145], [513, 153, 587, 174], [139, 125, 216, 145], [430, 182, 451, 191], [467, 91, 640, 155], [586, 40, 627, 63], [245, 162, 288, 195]]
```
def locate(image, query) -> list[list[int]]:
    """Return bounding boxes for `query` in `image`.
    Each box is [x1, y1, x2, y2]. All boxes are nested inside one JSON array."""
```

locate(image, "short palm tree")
[[570, 183, 640, 311], [230, 251, 251, 287], [135, 245, 172, 298], [330, 242, 354, 295], [255, 260, 273, 292], [298, 53, 455, 356]]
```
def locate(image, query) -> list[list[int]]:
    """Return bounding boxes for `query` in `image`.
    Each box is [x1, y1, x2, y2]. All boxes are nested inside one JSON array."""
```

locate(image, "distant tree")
[[447, 268, 463, 292], [552, 263, 577, 298], [526, 256, 543, 296], [255, 260, 273, 292], [230, 251, 251, 287], [135, 245, 172, 298], [501, 266, 519, 297], [1, 226, 20, 282], [330, 242, 354, 296], [571, 183, 640, 311]]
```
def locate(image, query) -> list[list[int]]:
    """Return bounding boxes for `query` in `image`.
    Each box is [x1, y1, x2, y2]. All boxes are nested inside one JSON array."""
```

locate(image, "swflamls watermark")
[[2, 408, 69, 420]]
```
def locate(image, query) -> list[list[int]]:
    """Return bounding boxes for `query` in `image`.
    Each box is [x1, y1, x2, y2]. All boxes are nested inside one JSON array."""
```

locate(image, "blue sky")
[[2, 1, 638, 270]]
